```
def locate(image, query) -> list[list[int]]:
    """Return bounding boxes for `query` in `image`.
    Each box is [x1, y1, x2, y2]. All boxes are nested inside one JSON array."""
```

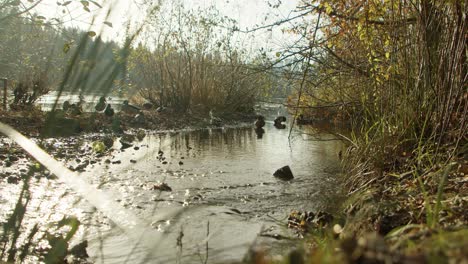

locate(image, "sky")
[[32, 0, 301, 52]]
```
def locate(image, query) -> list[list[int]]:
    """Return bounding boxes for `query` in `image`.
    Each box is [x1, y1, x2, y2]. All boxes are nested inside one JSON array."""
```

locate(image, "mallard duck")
[[104, 104, 114, 117], [255, 115, 265, 128], [121, 100, 140, 115], [274, 116, 287, 129], [134, 111, 145, 124], [69, 103, 82, 115], [143, 102, 154, 110], [95, 96, 106, 111], [63, 100, 71, 111]]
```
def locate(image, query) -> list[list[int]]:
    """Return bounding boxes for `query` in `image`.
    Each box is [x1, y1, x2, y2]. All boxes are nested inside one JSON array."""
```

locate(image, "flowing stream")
[[1, 103, 344, 263]]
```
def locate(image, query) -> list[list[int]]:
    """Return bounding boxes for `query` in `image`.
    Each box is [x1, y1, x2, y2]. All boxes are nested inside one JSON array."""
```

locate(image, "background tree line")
[[0, 1, 281, 114], [279, 0, 466, 173]]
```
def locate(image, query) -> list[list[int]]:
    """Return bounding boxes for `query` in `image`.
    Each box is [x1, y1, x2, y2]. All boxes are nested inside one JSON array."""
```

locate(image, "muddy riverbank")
[[0, 106, 256, 137]]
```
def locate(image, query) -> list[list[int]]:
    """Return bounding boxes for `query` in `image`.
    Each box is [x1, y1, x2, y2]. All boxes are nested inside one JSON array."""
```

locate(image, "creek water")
[[35, 91, 125, 112], [1, 103, 344, 263]]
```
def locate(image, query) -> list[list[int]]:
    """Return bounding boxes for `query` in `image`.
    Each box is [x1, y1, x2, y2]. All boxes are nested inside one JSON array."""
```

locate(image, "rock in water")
[[119, 139, 132, 150], [273, 165, 294, 180], [103, 137, 114, 149], [136, 130, 146, 141]]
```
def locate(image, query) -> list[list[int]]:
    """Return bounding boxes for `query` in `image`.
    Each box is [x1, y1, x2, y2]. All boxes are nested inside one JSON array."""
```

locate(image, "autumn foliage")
[[293, 0, 466, 168]]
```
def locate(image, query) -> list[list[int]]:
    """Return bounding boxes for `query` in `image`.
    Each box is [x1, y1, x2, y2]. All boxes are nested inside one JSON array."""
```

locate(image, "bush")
[[11, 71, 49, 108]]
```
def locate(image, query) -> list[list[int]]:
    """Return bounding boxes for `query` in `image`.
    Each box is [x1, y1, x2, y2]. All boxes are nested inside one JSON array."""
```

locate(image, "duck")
[[69, 103, 82, 115], [62, 100, 71, 112], [143, 102, 154, 110], [104, 104, 114, 117], [255, 115, 265, 128], [156, 106, 168, 113], [95, 96, 106, 112], [121, 100, 140, 115], [274, 116, 287, 129], [209, 110, 223, 126], [133, 111, 145, 124]]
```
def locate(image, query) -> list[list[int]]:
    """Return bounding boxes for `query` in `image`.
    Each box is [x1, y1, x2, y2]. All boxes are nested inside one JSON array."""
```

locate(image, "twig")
[[288, 11, 322, 143], [204, 221, 209, 264]]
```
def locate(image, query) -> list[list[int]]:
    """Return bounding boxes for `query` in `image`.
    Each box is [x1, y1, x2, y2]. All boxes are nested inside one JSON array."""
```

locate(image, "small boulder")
[[103, 137, 114, 149], [151, 183, 172, 192], [273, 165, 294, 180], [136, 130, 146, 141], [119, 139, 133, 150]]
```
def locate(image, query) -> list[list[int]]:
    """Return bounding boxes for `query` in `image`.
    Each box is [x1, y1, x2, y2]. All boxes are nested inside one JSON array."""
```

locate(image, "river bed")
[[1, 106, 344, 263]]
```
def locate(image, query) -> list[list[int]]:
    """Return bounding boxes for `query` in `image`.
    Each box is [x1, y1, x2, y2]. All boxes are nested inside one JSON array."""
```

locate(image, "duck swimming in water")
[[255, 115, 265, 128], [274, 116, 287, 129]]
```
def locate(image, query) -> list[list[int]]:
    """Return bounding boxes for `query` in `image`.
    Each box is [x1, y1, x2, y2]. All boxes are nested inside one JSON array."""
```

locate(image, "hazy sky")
[[33, 0, 300, 51]]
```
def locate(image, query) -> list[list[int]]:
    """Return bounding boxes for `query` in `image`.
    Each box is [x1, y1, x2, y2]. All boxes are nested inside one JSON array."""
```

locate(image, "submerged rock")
[[119, 139, 132, 150], [151, 183, 172, 192], [273, 165, 294, 180], [69, 240, 89, 259]]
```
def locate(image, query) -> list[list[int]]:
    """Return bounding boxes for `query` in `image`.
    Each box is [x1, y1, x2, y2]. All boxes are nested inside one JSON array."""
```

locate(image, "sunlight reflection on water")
[[1, 105, 345, 263]]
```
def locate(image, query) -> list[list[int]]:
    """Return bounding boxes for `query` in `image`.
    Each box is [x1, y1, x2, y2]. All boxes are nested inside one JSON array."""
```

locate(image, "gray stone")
[[273, 165, 294, 180]]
